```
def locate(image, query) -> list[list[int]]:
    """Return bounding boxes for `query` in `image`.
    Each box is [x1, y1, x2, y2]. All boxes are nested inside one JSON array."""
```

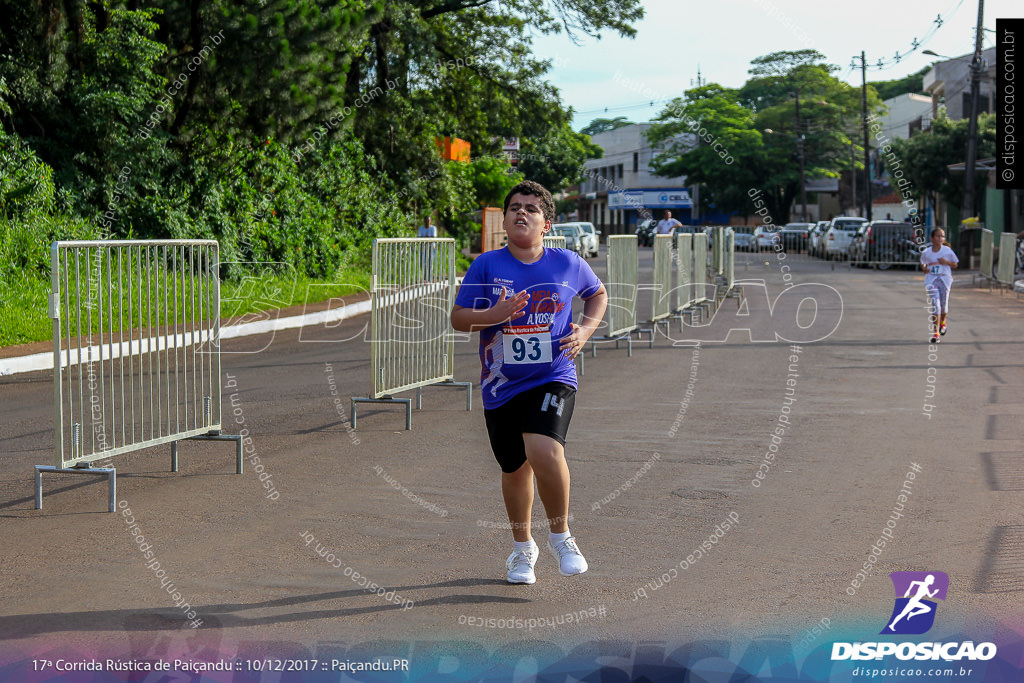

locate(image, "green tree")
[[646, 84, 763, 216], [889, 113, 996, 217], [518, 122, 602, 193], [649, 51, 883, 222], [869, 66, 929, 101], [580, 116, 633, 136]]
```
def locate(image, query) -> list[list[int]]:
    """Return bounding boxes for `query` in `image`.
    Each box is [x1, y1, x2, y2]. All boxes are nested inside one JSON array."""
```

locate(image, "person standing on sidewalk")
[[656, 210, 682, 235], [921, 227, 958, 343], [418, 216, 438, 280], [450, 180, 608, 584]]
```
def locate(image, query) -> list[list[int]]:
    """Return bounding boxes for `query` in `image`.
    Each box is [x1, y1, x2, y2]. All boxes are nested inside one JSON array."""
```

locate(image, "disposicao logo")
[[881, 570, 948, 635], [831, 570, 997, 663]]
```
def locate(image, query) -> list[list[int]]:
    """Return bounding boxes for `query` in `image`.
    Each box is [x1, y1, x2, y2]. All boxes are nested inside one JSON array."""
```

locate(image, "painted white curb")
[[0, 298, 372, 377]]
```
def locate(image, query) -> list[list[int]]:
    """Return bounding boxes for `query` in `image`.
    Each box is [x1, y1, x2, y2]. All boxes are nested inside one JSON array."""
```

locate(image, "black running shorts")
[[483, 381, 577, 473]]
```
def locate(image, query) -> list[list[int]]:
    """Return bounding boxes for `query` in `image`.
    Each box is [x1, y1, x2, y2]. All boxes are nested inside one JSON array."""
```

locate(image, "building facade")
[[577, 124, 692, 235]]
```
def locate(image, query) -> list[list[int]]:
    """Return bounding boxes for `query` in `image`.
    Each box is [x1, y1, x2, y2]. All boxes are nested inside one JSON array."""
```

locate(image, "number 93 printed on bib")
[[502, 325, 553, 364]]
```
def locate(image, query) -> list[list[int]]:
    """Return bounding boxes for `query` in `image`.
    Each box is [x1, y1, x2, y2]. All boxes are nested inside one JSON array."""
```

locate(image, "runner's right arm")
[[451, 288, 529, 332]]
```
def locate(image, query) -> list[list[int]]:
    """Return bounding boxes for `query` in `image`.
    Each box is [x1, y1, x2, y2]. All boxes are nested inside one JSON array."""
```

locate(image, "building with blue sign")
[[576, 124, 701, 235]]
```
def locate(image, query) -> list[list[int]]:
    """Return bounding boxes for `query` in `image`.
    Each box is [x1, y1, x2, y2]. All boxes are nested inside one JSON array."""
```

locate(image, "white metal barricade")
[[675, 233, 694, 313], [649, 234, 674, 324], [691, 231, 715, 319], [351, 238, 470, 429], [979, 229, 994, 282], [692, 232, 710, 304], [41, 240, 241, 512], [543, 235, 566, 249], [590, 235, 640, 356], [996, 232, 1016, 287], [726, 231, 736, 290], [712, 227, 725, 276]]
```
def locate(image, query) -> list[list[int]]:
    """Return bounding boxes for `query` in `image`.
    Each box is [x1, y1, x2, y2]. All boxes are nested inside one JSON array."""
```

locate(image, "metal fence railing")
[[692, 232, 710, 306], [351, 238, 470, 429], [675, 233, 694, 313], [996, 232, 1016, 287], [543, 235, 566, 249], [711, 227, 726, 277], [650, 234, 674, 324], [979, 229, 994, 281], [725, 230, 736, 291], [41, 240, 241, 512], [590, 235, 639, 356]]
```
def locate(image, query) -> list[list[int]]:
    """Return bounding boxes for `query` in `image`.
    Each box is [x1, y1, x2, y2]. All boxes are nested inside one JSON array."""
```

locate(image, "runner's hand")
[[559, 322, 587, 360], [492, 288, 529, 324]]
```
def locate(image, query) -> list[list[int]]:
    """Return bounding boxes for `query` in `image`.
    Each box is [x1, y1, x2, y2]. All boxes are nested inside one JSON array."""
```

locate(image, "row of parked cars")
[[733, 217, 922, 268], [555, 217, 923, 269]]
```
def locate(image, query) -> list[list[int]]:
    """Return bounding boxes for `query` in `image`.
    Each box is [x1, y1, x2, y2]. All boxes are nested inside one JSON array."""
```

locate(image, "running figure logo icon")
[[881, 571, 949, 635]]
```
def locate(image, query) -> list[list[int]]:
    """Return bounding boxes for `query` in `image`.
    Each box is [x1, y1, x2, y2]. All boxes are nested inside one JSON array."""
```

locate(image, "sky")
[[527, 0, 1018, 131]]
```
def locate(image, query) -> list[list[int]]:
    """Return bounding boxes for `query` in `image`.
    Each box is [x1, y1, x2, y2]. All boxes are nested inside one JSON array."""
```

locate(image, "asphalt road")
[[1, 247, 1023, 675]]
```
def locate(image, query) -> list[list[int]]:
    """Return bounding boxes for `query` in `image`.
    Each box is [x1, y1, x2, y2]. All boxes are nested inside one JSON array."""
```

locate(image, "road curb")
[[0, 298, 372, 377]]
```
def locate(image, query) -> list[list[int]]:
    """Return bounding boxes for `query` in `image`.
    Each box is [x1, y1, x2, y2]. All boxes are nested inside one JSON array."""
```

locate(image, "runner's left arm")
[[558, 286, 608, 359]]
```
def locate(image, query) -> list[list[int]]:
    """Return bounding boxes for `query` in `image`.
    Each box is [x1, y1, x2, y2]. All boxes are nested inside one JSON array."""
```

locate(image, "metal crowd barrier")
[[692, 232, 711, 308], [996, 232, 1016, 288], [41, 240, 241, 512], [649, 234, 674, 326], [978, 229, 994, 282], [351, 238, 470, 429], [675, 233, 694, 315], [543, 235, 566, 249], [711, 227, 726, 276], [725, 231, 736, 291], [590, 235, 640, 356]]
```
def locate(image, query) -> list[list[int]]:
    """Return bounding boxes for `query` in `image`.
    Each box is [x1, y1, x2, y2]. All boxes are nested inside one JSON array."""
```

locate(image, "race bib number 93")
[[502, 325, 552, 364]]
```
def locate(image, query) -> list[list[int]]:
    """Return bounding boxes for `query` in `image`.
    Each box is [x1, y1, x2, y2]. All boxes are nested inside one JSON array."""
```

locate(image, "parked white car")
[[552, 222, 599, 258], [810, 221, 831, 257], [824, 217, 868, 260], [753, 226, 779, 251]]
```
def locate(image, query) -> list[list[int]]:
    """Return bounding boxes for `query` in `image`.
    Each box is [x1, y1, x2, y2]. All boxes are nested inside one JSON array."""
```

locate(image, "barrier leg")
[[34, 465, 117, 512], [419, 380, 473, 412], [180, 434, 245, 474], [351, 397, 413, 430], [171, 442, 178, 472]]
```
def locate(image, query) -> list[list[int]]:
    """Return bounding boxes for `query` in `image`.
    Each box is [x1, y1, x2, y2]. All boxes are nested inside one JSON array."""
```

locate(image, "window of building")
[[633, 152, 638, 173]]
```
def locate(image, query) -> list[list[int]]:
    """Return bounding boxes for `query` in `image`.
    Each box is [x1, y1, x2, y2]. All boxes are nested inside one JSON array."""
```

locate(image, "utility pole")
[[851, 139, 857, 211], [795, 90, 807, 221], [860, 51, 872, 220], [963, 0, 985, 221]]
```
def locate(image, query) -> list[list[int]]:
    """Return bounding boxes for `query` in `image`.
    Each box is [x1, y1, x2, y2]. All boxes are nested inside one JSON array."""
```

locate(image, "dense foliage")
[[0, 0, 630, 283], [646, 50, 885, 223]]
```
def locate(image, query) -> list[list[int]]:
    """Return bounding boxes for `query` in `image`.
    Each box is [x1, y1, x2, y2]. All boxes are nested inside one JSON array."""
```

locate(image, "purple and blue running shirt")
[[454, 247, 603, 409]]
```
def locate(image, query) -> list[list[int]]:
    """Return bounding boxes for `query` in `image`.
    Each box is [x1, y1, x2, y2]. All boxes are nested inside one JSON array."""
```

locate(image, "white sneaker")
[[506, 543, 539, 584], [548, 536, 588, 576]]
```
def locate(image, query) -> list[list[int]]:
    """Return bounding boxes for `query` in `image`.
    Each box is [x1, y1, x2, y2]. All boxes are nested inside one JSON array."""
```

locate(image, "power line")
[[851, 0, 965, 73]]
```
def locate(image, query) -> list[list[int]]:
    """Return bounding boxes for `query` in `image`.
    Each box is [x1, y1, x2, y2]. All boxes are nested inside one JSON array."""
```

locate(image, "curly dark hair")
[[502, 180, 555, 221]]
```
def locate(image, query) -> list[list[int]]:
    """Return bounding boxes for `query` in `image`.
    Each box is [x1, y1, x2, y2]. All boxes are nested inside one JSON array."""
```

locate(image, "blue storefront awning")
[[608, 189, 693, 210]]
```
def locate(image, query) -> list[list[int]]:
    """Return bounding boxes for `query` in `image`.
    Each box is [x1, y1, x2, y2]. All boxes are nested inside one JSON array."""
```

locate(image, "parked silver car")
[[552, 222, 598, 258], [551, 224, 586, 257]]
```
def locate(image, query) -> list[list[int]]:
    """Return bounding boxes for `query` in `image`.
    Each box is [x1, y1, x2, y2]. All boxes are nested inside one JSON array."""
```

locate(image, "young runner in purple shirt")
[[451, 180, 608, 584]]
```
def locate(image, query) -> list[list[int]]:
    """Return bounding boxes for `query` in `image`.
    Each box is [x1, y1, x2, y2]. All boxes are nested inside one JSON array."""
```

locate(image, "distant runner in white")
[[920, 228, 958, 344]]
